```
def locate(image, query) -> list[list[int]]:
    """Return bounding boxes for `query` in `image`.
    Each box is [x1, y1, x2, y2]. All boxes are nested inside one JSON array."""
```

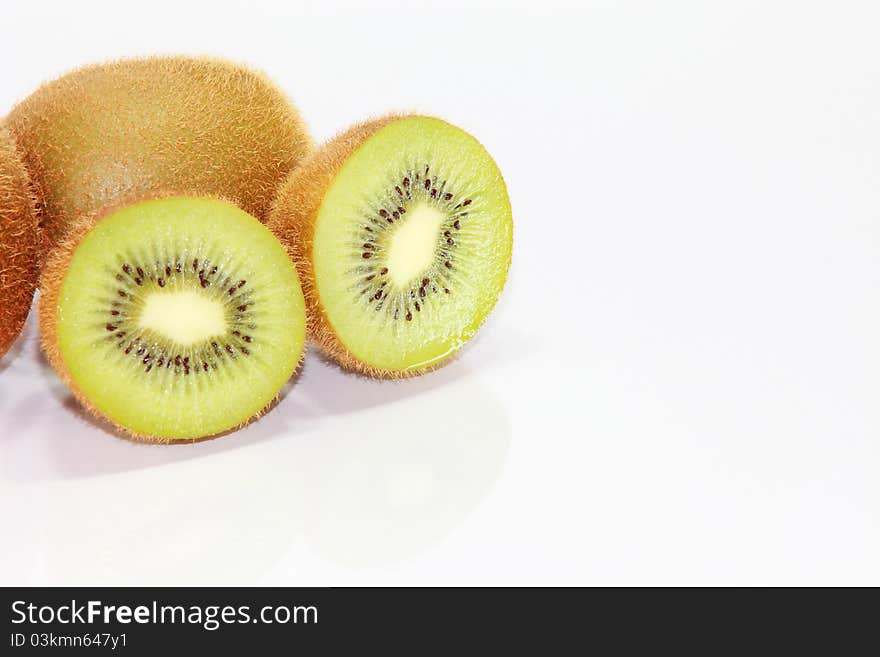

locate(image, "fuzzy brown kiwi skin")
[[40, 192, 305, 444], [0, 127, 38, 361], [269, 115, 402, 379], [269, 114, 470, 380], [5, 55, 313, 262]]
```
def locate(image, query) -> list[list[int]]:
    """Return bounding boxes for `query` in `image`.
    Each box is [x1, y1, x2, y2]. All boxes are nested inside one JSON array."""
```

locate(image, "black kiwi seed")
[[101, 252, 259, 377], [348, 164, 473, 321], [353, 162, 470, 322]]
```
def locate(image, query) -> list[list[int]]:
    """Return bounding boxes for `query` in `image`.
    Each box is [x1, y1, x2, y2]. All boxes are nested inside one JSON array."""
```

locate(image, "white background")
[[0, 0, 878, 585]]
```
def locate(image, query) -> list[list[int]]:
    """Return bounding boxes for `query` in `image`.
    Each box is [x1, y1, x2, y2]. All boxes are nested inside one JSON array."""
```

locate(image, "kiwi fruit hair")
[[5, 55, 312, 259], [0, 127, 38, 360], [40, 194, 306, 442], [269, 114, 513, 378]]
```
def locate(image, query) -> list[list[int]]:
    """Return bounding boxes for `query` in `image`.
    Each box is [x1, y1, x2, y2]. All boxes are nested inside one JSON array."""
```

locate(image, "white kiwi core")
[[137, 290, 227, 346], [386, 203, 446, 287]]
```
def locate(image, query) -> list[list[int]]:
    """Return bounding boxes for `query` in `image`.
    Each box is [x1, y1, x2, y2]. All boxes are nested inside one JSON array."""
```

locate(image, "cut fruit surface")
[[41, 197, 306, 441], [271, 115, 513, 376]]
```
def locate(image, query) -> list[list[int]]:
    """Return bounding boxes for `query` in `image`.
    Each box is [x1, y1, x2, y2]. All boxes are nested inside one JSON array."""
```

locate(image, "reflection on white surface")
[[0, 314, 510, 585], [290, 366, 510, 568]]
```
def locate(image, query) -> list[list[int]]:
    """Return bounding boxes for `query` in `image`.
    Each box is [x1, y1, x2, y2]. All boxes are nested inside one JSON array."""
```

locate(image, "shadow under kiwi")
[[0, 332, 27, 375], [6, 346, 313, 481], [299, 345, 474, 415], [0, 297, 37, 375], [9, 322, 524, 482], [2, 374, 512, 584]]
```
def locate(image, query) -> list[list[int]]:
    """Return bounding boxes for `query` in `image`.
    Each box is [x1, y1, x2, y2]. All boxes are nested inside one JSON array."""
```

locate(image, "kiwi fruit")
[[269, 115, 513, 377], [40, 195, 306, 441], [5, 56, 312, 257], [0, 127, 38, 360]]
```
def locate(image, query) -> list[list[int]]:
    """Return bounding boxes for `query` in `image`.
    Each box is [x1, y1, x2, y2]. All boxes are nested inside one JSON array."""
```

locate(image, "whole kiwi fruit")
[[0, 127, 38, 360], [5, 56, 312, 258]]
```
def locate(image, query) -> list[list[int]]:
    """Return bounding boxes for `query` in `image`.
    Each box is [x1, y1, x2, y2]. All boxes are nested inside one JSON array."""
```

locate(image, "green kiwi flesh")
[[42, 197, 305, 441]]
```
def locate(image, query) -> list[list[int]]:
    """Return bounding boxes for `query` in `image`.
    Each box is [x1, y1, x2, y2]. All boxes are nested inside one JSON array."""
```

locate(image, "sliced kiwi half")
[[40, 196, 306, 441], [0, 127, 38, 360], [270, 115, 513, 377]]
